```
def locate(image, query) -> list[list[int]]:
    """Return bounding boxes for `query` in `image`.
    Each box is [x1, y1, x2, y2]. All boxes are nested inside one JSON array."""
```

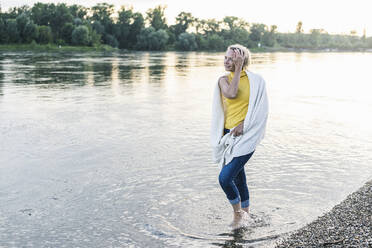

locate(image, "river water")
[[0, 51, 371, 247]]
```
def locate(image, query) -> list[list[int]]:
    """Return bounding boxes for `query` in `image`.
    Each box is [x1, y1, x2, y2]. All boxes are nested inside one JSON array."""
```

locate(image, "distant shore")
[[0, 44, 118, 52], [275, 180, 372, 247], [1, 44, 372, 53]]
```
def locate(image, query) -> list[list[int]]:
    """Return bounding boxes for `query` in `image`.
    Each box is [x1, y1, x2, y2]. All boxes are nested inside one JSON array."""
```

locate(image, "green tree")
[[85, 24, 101, 46], [150, 29, 169, 50], [91, 3, 116, 46], [127, 12, 144, 48], [195, 33, 208, 50], [89, 29, 101, 46], [7, 5, 31, 19], [146, 5, 167, 30], [49, 3, 73, 40], [31, 3, 54, 26], [309, 29, 321, 47], [296, 21, 303, 33], [220, 16, 251, 48], [61, 22, 74, 44], [116, 6, 133, 49], [104, 34, 118, 47], [72, 25, 90, 45], [176, 32, 197, 51], [16, 13, 29, 42], [365, 37, 372, 48], [91, 3, 115, 35], [206, 33, 224, 50], [136, 27, 169, 50], [223, 16, 239, 30], [319, 33, 331, 48], [37, 25, 52, 44], [194, 18, 205, 34], [203, 19, 221, 34], [73, 17, 82, 26], [92, 21, 105, 36], [23, 21, 38, 43], [68, 4, 87, 19], [249, 23, 266, 45], [172, 12, 194, 37], [0, 17, 7, 43], [333, 35, 352, 49], [115, 8, 145, 49], [262, 25, 277, 47], [237, 28, 253, 47], [5, 19, 20, 43], [15, 13, 38, 43]]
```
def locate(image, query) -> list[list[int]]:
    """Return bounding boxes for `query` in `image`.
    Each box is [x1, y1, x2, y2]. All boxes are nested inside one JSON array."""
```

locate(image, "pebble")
[[275, 180, 372, 248]]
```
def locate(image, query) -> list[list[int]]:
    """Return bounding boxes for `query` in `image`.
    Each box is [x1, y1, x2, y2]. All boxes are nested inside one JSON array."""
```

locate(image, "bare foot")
[[229, 210, 248, 230]]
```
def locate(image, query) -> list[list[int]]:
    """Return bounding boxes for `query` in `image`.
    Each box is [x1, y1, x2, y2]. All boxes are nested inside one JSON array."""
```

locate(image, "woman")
[[210, 44, 268, 229]]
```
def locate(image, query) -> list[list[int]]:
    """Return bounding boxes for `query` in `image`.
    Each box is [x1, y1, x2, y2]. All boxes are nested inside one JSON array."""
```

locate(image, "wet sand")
[[275, 180, 372, 247]]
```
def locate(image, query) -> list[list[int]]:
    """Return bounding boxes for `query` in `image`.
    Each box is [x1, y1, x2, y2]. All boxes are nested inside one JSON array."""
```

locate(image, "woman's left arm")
[[231, 120, 244, 136]]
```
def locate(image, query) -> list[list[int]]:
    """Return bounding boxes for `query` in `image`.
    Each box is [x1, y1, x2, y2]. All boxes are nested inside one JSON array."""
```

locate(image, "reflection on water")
[[92, 60, 113, 84], [0, 55, 3, 96], [0, 51, 372, 248], [175, 53, 192, 76], [148, 53, 167, 80]]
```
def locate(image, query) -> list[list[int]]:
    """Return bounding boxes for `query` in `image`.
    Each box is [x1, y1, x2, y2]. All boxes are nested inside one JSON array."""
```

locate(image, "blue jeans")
[[219, 128, 254, 208]]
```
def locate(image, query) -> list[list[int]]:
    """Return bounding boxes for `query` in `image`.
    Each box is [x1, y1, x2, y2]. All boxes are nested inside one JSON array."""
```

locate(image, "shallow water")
[[0, 51, 371, 247]]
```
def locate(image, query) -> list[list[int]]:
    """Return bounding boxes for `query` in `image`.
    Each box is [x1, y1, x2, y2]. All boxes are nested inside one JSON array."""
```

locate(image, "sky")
[[2, 0, 372, 36]]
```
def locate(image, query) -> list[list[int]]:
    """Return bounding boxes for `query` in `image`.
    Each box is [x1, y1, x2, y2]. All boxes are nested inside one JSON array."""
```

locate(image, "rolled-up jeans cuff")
[[229, 197, 240, 205], [241, 199, 249, 208]]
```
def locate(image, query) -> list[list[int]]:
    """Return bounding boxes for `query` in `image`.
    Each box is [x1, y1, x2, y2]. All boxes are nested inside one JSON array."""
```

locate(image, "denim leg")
[[219, 152, 254, 205], [234, 169, 249, 208], [219, 161, 241, 205]]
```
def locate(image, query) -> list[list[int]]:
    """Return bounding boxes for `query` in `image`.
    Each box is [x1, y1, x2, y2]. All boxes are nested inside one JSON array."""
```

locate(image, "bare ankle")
[[242, 207, 249, 213], [233, 210, 245, 218]]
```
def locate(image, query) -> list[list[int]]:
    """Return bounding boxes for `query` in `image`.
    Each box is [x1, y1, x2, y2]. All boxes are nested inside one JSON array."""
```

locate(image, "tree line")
[[1, 3, 372, 51]]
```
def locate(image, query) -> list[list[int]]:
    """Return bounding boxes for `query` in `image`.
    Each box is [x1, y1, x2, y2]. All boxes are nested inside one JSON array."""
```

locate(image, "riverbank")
[[275, 180, 372, 247], [0, 44, 118, 52], [262, 46, 372, 53], [0, 44, 266, 53], [1, 44, 372, 53]]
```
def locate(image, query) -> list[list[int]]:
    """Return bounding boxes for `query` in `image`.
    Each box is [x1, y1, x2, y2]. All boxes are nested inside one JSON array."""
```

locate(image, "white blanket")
[[210, 70, 269, 167]]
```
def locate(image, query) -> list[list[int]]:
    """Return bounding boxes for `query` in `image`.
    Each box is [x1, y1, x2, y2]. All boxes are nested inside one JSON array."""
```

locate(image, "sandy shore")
[[275, 180, 372, 247]]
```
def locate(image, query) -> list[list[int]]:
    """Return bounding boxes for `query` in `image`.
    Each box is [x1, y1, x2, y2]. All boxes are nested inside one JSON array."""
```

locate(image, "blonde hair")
[[227, 44, 251, 70]]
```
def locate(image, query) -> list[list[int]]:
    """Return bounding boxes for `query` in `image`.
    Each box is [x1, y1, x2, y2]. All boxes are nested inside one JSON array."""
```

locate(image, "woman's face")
[[224, 49, 235, 72]]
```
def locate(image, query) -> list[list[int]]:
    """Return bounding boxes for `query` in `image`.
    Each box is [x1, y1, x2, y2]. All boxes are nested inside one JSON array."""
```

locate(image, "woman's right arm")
[[218, 50, 244, 99], [218, 74, 240, 99]]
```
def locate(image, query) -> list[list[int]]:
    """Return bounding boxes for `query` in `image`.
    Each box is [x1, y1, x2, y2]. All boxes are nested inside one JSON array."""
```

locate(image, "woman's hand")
[[231, 121, 244, 136], [232, 48, 244, 72]]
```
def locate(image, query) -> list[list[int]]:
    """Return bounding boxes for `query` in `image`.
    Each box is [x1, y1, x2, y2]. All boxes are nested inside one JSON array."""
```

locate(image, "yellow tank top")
[[223, 71, 250, 129]]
